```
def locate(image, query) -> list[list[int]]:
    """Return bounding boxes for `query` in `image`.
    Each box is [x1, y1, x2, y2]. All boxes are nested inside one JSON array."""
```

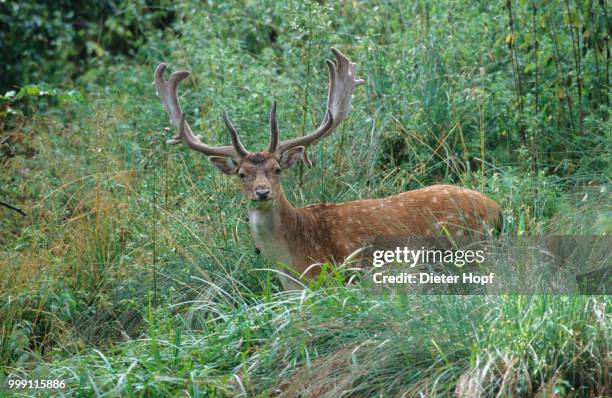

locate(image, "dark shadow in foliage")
[[0, 0, 175, 91]]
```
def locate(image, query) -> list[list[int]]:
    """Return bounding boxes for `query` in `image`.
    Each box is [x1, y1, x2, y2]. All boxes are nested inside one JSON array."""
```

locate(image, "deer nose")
[[255, 188, 271, 200]]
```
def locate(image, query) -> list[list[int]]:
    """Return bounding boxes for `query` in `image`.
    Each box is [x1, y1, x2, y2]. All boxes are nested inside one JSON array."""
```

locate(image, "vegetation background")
[[0, 0, 610, 396]]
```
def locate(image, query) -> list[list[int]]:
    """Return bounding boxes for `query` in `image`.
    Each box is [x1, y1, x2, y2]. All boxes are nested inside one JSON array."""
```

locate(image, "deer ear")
[[279, 146, 305, 169], [208, 156, 238, 175]]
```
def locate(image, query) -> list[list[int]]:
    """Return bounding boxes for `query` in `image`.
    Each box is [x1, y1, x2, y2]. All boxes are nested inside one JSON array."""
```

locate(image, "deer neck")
[[248, 188, 310, 290], [247, 188, 299, 260]]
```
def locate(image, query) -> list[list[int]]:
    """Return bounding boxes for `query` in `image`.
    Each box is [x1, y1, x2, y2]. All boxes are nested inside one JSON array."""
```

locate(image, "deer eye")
[[238, 172, 246, 179], [275, 168, 281, 175]]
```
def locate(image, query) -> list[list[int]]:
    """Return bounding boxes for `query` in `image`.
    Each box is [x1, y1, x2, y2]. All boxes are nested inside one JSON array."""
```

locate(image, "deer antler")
[[267, 100, 279, 153], [153, 63, 246, 159], [272, 47, 364, 165]]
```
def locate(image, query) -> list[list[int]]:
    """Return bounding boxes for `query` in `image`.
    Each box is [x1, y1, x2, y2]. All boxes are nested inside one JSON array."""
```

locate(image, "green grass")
[[1, 0, 610, 396], [3, 290, 609, 396]]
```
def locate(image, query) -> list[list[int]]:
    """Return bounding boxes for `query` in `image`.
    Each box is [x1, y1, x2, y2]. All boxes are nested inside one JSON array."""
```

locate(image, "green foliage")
[[0, 0, 610, 396], [0, 0, 174, 91], [0, 84, 83, 119], [2, 289, 608, 396]]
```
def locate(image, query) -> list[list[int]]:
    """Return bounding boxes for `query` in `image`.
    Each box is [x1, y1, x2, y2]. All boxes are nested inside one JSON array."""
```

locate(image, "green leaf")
[[16, 85, 40, 99], [58, 90, 83, 103], [524, 63, 535, 73]]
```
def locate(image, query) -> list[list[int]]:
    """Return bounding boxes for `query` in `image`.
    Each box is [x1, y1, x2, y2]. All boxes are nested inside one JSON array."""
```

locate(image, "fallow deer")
[[154, 48, 501, 290]]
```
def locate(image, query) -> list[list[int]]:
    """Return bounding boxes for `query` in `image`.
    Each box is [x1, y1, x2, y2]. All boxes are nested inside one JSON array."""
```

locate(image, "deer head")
[[153, 48, 364, 208]]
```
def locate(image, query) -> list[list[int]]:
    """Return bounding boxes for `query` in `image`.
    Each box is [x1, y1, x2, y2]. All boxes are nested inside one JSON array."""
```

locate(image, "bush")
[[0, 0, 174, 91]]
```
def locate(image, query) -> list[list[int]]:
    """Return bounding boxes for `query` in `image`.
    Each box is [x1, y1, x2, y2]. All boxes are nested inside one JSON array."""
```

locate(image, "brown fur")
[[265, 184, 498, 280]]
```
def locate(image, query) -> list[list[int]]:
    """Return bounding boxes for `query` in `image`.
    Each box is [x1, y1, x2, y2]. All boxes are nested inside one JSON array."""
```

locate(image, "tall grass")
[[4, 286, 609, 396]]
